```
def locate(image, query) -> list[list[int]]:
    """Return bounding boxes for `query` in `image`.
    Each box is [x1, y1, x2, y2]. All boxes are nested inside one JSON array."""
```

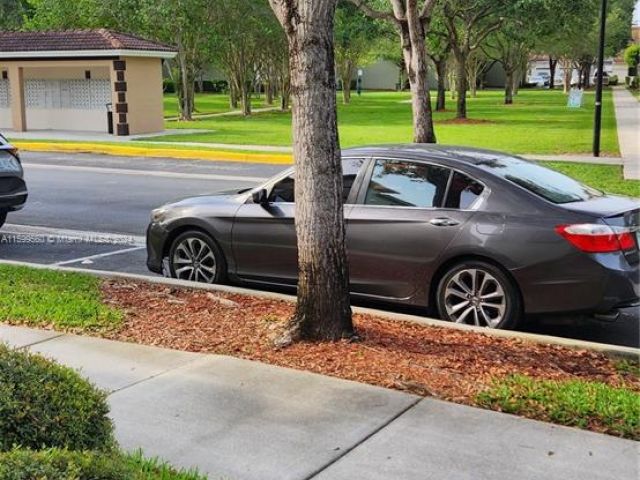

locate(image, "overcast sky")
[[635, 0, 640, 25]]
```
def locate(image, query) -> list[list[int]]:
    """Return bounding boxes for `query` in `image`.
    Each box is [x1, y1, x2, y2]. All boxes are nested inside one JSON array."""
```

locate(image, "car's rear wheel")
[[0, 210, 6, 229], [168, 230, 226, 284], [436, 261, 522, 329]]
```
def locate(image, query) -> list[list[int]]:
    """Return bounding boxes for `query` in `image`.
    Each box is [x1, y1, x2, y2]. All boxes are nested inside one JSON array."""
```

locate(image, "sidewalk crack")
[[304, 396, 423, 480]]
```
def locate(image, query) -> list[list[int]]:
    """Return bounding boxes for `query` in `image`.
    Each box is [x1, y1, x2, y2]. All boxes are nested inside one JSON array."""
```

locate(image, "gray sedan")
[[146, 145, 639, 329]]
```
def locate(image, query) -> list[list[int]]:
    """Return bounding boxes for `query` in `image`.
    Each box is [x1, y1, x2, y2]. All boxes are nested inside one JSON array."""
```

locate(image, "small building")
[[0, 29, 176, 136]]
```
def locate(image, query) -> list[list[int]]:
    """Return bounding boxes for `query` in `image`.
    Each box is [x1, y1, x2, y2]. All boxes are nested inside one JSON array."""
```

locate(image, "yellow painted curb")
[[13, 141, 293, 165]]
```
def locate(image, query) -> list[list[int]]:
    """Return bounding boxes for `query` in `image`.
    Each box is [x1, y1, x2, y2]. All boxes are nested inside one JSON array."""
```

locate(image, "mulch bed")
[[100, 280, 638, 403]]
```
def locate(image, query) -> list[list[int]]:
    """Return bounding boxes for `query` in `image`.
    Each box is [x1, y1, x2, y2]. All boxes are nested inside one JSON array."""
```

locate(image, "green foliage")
[[156, 89, 619, 155], [477, 374, 640, 439], [0, 0, 28, 30], [540, 161, 640, 198], [624, 44, 640, 68], [0, 448, 207, 480], [0, 265, 122, 331], [0, 344, 114, 451]]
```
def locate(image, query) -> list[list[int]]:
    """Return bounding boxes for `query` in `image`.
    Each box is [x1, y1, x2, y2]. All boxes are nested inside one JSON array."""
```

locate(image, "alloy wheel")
[[171, 236, 217, 283], [443, 268, 506, 328]]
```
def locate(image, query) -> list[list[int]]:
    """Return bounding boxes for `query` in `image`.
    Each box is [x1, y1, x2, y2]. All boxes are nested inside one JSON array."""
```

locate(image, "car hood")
[[561, 195, 640, 218], [164, 191, 249, 210]]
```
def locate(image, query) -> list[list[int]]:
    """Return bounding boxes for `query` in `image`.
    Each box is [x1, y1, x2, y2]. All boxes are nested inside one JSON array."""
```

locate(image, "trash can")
[[106, 103, 113, 134]]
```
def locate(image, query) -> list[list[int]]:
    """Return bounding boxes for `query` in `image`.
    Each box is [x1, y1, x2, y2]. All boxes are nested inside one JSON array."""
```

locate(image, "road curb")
[[1, 259, 638, 360], [13, 141, 293, 165]]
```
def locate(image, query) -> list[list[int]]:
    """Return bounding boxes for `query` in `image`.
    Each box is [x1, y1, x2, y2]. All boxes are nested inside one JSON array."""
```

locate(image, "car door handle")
[[429, 217, 460, 227]]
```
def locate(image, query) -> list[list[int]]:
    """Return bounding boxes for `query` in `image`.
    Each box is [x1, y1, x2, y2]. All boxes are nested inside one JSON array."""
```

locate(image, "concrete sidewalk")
[[1, 325, 638, 480], [612, 87, 640, 180]]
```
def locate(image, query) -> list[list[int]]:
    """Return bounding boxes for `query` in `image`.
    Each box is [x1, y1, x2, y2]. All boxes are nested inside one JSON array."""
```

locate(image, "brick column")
[[111, 59, 129, 136]]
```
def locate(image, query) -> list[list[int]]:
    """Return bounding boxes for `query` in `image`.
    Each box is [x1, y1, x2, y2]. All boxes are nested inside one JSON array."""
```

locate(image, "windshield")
[[466, 153, 604, 204]]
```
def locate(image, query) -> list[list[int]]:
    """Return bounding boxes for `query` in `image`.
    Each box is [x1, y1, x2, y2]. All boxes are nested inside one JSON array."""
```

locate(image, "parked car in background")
[[0, 133, 27, 229], [146, 145, 639, 330]]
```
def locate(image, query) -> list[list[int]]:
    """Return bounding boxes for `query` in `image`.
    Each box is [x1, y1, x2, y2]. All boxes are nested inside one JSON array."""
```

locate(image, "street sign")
[[567, 88, 584, 108]]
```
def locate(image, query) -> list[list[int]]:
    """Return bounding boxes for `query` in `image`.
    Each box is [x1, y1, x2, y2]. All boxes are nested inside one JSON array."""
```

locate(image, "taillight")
[[555, 224, 636, 253]]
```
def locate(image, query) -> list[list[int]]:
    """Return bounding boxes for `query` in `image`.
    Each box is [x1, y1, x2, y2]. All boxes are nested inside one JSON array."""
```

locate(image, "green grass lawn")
[[541, 162, 639, 197], [156, 89, 619, 155], [477, 374, 640, 440], [0, 265, 122, 331], [163, 92, 271, 118]]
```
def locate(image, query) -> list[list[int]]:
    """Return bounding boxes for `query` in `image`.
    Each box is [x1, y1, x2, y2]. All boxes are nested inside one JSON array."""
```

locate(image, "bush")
[[624, 44, 640, 72], [0, 345, 114, 451], [163, 78, 176, 93], [608, 74, 618, 86], [0, 449, 207, 480]]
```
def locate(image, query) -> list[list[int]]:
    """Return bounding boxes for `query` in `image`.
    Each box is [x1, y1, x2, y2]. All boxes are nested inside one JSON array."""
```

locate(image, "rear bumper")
[[515, 251, 639, 315], [146, 221, 169, 274], [0, 176, 27, 211]]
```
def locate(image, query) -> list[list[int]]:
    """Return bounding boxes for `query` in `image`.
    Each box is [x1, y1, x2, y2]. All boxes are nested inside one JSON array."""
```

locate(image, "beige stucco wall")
[[0, 109, 10, 129], [0, 57, 166, 135], [123, 56, 164, 134]]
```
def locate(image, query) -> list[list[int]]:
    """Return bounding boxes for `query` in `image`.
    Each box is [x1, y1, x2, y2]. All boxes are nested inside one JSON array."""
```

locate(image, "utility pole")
[[593, 0, 607, 157]]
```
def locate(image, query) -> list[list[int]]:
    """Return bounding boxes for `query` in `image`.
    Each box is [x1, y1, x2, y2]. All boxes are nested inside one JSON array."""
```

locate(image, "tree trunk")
[[241, 82, 251, 116], [266, 81, 274, 105], [269, 0, 353, 342], [504, 69, 514, 104], [402, 9, 436, 143], [435, 59, 446, 111], [454, 53, 467, 119], [342, 75, 352, 104], [562, 60, 572, 93], [548, 57, 557, 90], [229, 83, 239, 109], [178, 58, 193, 121]]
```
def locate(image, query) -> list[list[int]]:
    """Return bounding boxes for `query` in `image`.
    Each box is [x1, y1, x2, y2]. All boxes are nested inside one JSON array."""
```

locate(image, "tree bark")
[[265, 81, 274, 105], [504, 69, 513, 104], [342, 76, 352, 104], [402, 4, 436, 143], [548, 57, 557, 90], [435, 58, 446, 111], [269, 0, 353, 342], [454, 52, 467, 119], [240, 81, 251, 116]]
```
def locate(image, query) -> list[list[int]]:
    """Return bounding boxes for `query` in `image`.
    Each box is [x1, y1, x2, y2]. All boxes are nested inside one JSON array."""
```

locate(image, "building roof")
[[0, 29, 177, 59]]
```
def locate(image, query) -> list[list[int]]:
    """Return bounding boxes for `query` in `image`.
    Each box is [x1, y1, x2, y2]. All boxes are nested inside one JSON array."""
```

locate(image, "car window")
[[269, 174, 295, 203], [268, 158, 366, 204], [445, 172, 484, 209], [467, 153, 603, 204], [364, 159, 450, 208]]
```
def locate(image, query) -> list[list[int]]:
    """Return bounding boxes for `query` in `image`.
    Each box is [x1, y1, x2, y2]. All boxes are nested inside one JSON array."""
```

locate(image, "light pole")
[[593, 0, 607, 157]]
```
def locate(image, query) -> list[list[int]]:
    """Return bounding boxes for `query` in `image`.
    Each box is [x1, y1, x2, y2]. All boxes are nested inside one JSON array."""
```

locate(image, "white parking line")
[[22, 163, 269, 183], [52, 246, 146, 266]]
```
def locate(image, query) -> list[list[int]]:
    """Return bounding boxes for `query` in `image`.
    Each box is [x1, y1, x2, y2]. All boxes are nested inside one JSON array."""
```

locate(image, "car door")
[[346, 158, 484, 302], [231, 158, 368, 285]]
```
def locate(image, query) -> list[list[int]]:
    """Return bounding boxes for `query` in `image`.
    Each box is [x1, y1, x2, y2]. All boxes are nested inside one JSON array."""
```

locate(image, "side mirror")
[[252, 188, 269, 205]]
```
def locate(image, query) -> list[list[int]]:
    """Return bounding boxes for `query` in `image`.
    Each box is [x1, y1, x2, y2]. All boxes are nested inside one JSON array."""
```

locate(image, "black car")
[[146, 145, 639, 329], [0, 133, 27, 229]]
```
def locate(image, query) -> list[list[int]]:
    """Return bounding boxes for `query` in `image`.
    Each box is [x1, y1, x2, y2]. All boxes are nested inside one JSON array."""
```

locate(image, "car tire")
[[436, 260, 522, 330], [0, 210, 6, 229], [168, 230, 227, 284]]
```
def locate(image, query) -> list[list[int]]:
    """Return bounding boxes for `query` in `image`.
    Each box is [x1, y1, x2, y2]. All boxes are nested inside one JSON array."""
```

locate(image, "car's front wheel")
[[168, 230, 227, 284], [436, 261, 522, 329]]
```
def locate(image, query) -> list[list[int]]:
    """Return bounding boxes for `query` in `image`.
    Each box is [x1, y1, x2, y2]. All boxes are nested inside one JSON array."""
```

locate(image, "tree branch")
[[348, 0, 396, 21]]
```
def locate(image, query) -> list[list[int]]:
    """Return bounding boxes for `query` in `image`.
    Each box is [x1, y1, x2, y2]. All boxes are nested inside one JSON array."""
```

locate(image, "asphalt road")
[[2, 151, 638, 348]]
